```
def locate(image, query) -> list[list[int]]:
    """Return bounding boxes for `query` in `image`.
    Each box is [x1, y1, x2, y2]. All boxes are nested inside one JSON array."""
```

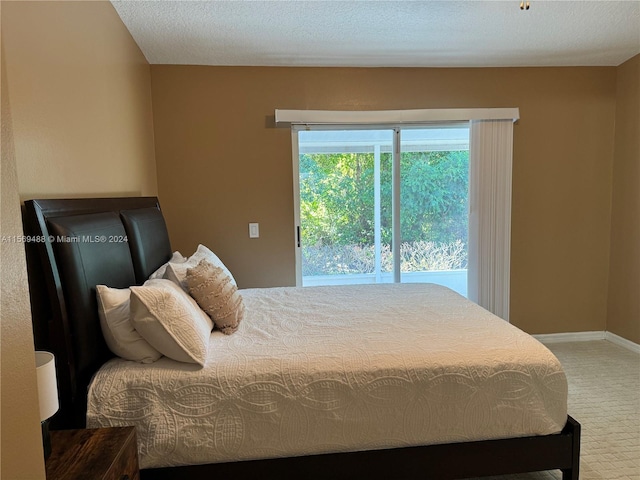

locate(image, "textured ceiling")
[[111, 0, 640, 67]]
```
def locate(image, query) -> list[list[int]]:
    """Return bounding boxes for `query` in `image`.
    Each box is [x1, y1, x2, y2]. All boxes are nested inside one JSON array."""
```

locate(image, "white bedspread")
[[87, 284, 568, 469]]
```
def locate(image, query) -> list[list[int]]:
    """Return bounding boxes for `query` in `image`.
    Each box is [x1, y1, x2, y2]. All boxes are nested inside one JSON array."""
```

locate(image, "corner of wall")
[[606, 54, 640, 344], [1, 38, 47, 480]]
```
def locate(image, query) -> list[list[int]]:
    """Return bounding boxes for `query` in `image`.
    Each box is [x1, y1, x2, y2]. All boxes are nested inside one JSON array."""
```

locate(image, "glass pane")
[[298, 129, 393, 286], [399, 127, 469, 296]]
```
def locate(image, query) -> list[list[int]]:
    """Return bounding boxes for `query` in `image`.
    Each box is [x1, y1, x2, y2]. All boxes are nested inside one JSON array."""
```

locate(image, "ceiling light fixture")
[[520, 1, 530, 10]]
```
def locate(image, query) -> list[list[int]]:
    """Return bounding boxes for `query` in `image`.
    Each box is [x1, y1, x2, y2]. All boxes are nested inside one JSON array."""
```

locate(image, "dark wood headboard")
[[23, 197, 172, 428]]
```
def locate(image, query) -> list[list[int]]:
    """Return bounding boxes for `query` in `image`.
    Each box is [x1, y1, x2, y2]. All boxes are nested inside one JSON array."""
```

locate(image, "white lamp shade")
[[35, 351, 59, 421]]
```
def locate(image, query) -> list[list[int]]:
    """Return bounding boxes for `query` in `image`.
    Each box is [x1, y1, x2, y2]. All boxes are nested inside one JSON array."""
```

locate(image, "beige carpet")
[[475, 340, 640, 480]]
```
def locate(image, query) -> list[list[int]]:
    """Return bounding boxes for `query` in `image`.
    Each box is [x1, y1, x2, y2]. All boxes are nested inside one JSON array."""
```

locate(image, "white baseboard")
[[534, 331, 640, 354], [534, 331, 606, 344], [604, 331, 640, 354]]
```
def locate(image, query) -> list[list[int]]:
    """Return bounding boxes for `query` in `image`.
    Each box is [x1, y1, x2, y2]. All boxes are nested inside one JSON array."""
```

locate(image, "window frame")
[[284, 108, 518, 320]]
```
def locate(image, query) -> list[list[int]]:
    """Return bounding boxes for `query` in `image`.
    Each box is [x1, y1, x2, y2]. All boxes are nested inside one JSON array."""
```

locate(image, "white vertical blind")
[[468, 119, 514, 320]]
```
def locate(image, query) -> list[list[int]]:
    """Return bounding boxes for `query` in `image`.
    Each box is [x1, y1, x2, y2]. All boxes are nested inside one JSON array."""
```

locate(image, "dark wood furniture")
[[23, 196, 581, 480], [46, 427, 139, 480]]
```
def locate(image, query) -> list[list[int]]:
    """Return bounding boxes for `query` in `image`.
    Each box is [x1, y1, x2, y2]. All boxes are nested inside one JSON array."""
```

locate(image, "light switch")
[[249, 223, 259, 238]]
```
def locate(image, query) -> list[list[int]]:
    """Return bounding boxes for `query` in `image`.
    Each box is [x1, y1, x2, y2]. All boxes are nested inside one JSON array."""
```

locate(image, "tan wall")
[[151, 65, 617, 336], [607, 54, 640, 344], [2, 1, 157, 200], [1, 2, 156, 477], [1, 38, 46, 480]]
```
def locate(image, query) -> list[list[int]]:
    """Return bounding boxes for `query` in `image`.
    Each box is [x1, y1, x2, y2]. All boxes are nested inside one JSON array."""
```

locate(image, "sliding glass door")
[[398, 128, 469, 295], [294, 125, 469, 296], [296, 129, 394, 284]]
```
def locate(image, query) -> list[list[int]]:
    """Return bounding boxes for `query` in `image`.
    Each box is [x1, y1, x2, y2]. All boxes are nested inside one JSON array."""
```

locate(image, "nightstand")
[[46, 427, 139, 480]]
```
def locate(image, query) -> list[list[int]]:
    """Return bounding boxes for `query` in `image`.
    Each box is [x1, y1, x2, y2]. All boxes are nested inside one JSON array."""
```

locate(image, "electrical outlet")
[[249, 223, 259, 238]]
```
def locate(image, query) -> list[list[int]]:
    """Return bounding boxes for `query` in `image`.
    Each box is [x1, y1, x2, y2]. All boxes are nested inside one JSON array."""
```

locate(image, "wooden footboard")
[[141, 416, 580, 480], [562, 416, 581, 480]]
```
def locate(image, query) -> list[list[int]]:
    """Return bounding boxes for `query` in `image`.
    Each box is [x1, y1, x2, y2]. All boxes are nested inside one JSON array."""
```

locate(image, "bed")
[[23, 196, 580, 480]]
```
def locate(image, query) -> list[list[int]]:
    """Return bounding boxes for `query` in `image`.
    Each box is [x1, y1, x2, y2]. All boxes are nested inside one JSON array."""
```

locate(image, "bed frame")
[[23, 196, 580, 480]]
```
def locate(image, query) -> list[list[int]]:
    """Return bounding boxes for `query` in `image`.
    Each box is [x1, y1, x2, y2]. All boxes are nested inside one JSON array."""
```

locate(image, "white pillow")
[[148, 251, 186, 280], [96, 285, 162, 364], [130, 279, 213, 366], [165, 244, 237, 291]]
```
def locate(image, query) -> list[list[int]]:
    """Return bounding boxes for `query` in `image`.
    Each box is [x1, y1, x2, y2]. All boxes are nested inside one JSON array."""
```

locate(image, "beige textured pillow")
[[186, 259, 244, 335], [165, 244, 237, 292], [130, 279, 213, 366]]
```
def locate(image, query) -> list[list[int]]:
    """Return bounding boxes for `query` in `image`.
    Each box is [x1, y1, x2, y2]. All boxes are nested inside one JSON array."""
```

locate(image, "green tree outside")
[[299, 149, 468, 276], [300, 149, 468, 243]]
